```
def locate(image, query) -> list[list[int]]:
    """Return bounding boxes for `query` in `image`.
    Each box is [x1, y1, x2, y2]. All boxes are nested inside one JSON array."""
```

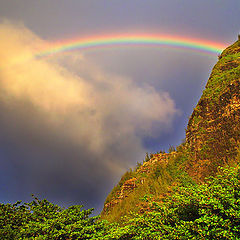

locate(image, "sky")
[[0, 0, 239, 214]]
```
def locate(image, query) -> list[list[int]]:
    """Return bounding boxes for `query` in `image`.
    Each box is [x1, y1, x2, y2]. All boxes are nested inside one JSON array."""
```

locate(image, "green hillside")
[[101, 37, 240, 223]]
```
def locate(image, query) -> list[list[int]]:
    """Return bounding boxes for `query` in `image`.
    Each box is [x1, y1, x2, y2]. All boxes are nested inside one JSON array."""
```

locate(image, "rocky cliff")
[[101, 38, 240, 222], [186, 39, 240, 180]]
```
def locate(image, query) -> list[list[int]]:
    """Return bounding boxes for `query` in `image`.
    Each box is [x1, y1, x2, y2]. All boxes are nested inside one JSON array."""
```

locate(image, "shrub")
[[0, 196, 108, 240], [108, 164, 240, 239]]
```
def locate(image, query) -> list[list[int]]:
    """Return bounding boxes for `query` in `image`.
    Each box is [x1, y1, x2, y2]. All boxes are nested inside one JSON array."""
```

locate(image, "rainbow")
[[36, 34, 227, 57]]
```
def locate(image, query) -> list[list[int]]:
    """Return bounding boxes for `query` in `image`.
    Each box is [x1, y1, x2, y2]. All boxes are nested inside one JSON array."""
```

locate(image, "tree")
[[107, 165, 240, 239], [0, 196, 108, 240]]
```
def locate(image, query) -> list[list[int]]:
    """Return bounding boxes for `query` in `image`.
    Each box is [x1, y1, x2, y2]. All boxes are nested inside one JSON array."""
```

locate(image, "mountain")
[[101, 37, 240, 222]]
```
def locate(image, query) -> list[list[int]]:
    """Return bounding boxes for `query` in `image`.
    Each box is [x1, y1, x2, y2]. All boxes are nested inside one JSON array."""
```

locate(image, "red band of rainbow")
[[36, 34, 227, 57]]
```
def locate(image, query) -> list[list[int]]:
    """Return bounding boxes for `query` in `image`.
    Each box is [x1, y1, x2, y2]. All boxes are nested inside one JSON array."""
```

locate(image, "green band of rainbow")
[[36, 35, 227, 57]]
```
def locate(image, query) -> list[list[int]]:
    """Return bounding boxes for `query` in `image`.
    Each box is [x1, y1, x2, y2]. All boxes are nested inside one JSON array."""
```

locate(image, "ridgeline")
[[101, 37, 240, 223]]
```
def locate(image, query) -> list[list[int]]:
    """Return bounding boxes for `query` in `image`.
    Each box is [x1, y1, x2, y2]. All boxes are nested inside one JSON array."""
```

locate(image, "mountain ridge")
[[101, 37, 240, 222]]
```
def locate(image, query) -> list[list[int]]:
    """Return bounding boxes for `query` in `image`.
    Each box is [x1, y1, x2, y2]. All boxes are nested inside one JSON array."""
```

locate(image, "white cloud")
[[0, 21, 179, 175]]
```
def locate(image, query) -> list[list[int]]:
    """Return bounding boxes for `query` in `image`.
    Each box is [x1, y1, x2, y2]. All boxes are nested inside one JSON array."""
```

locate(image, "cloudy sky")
[[0, 0, 239, 214]]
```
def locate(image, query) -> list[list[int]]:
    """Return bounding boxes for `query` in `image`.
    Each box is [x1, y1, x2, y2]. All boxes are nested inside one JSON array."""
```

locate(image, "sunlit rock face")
[[186, 39, 240, 180], [102, 39, 240, 222], [101, 152, 177, 219]]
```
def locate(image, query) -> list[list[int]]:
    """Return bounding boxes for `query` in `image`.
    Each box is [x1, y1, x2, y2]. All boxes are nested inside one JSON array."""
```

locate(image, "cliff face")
[[186, 40, 240, 180], [102, 39, 240, 222], [101, 152, 180, 221]]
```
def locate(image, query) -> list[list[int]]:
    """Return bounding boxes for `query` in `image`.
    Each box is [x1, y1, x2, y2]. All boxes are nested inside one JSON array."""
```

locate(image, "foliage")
[[144, 152, 150, 162], [0, 195, 108, 240], [168, 145, 175, 153], [102, 141, 192, 222], [104, 169, 135, 205], [1, 165, 240, 239], [107, 165, 240, 239]]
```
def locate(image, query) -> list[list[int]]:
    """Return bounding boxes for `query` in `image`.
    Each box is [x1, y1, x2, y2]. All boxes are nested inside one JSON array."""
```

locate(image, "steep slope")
[[186, 39, 240, 180], [101, 38, 240, 222]]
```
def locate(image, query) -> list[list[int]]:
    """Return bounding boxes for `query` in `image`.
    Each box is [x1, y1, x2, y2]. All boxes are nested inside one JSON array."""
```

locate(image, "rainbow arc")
[[36, 34, 227, 57]]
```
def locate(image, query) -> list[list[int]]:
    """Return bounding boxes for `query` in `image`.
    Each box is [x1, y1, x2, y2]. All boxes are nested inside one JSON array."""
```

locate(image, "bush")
[[144, 152, 150, 162], [2, 164, 240, 239], [0, 196, 108, 240], [108, 165, 240, 239], [168, 145, 175, 153]]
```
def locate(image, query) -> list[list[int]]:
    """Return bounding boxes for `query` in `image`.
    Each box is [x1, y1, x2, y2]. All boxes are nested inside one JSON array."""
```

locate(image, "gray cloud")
[[0, 21, 178, 211]]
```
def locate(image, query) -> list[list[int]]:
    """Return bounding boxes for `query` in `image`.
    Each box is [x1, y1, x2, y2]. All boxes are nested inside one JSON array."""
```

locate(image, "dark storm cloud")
[[0, 22, 178, 212]]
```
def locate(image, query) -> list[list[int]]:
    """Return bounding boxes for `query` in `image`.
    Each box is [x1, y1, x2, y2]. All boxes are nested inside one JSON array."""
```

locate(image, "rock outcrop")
[[186, 40, 240, 180], [102, 152, 176, 216], [102, 38, 240, 221]]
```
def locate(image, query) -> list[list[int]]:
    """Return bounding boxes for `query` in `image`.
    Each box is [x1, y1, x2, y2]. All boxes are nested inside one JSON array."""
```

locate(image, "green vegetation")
[[112, 164, 240, 239], [101, 37, 240, 226], [0, 195, 109, 239], [1, 164, 240, 239], [168, 145, 175, 153], [201, 39, 240, 104], [101, 140, 193, 222]]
